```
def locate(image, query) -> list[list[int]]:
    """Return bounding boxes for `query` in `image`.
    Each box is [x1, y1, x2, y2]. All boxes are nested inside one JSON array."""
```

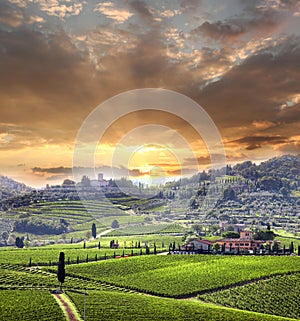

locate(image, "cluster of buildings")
[[186, 230, 275, 253]]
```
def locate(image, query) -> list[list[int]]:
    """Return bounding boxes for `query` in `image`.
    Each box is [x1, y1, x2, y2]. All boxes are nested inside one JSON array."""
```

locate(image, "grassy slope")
[[66, 255, 300, 297], [199, 273, 300, 320], [0, 290, 65, 321], [68, 290, 298, 321]]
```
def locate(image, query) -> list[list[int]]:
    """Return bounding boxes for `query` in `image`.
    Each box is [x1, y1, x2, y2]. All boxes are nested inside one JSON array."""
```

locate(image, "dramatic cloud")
[[229, 135, 289, 150], [0, 0, 299, 186], [38, 0, 84, 19], [94, 2, 133, 24]]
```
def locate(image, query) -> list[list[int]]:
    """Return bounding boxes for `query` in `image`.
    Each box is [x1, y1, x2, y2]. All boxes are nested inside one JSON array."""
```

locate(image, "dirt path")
[[53, 293, 81, 321], [96, 228, 112, 238]]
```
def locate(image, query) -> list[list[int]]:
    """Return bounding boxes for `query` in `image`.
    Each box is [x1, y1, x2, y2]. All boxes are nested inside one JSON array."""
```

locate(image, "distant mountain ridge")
[[0, 176, 32, 200]]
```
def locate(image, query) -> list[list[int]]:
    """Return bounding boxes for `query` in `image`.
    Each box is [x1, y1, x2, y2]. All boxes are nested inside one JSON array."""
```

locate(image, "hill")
[[0, 175, 32, 201]]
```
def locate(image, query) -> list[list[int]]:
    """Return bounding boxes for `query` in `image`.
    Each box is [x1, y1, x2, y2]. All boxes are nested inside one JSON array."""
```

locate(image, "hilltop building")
[[90, 173, 109, 188]]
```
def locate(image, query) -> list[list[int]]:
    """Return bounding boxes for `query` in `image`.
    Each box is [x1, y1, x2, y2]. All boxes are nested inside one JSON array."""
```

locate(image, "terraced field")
[[2, 199, 148, 240]]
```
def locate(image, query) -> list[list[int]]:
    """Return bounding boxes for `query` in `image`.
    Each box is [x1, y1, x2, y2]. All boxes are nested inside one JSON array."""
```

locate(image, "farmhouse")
[[185, 239, 214, 252], [186, 230, 276, 253], [216, 230, 274, 252]]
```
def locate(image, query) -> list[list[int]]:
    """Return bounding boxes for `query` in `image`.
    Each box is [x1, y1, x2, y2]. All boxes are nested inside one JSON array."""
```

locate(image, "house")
[[185, 230, 277, 253], [216, 230, 275, 252], [185, 238, 214, 252]]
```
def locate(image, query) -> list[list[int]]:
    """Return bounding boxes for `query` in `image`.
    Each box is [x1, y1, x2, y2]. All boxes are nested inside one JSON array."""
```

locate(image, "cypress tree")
[[290, 242, 294, 254], [57, 252, 65, 291], [98, 241, 101, 249], [86, 254, 89, 263], [92, 223, 97, 238]]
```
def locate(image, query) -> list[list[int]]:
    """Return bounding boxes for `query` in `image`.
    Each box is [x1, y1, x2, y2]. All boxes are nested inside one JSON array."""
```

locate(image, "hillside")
[[0, 176, 32, 200]]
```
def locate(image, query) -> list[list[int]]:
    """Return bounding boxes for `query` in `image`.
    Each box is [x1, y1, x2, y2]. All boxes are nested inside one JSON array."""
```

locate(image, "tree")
[[280, 187, 290, 197], [57, 252, 65, 290], [92, 223, 97, 239], [212, 243, 220, 253], [1, 232, 9, 245], [272, 241, 279, 253], [81, 175, 91, 187], [222, 231, 240, 238], [15, 237, 24, 248], [223, 187, 236, 200], [289, 241, 294, 254], [111, 220, 119, 229], [253, 230, 275, 240]]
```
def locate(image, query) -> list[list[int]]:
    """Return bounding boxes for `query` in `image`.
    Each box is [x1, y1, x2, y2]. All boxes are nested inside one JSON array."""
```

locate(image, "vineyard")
[[0, 252, 300, 320], [67, 289, 298, 321], [199, 273, 300, 319], [65, 255, 300, 297], [0, 290, 65, 321]]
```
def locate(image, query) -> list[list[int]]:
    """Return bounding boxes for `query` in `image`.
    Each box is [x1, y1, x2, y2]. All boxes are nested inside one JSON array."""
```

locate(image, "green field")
[[199, 273, 300, 319], [66, 255, 300, 297], [0, 290, 65, 321], [67, 289, 297, 321], [0, 251, 300, 321]]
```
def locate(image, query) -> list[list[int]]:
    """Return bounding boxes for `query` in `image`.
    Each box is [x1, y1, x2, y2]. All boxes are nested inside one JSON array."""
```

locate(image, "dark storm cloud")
[[198, 36, 300, 135], [32, 166, 72, 174], [32, 166, 130, 179], [229, 136, 289, 150], [191, 0, 289, 42], [128, 0, 153, 21], [179, 0, 202, 12], [192, 20, 245, 41]]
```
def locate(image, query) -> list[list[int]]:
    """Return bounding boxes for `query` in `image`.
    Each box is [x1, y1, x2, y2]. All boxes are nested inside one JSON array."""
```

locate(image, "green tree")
[[1, 232, 8, 245], [223, 187, 236, 200], [290, 241, 294, 253], [272, 241, 279, 253], [222, 231, 240, 238], [15, 237, 24, 248], [280, 187, 290, 197], [57, 252, 65, 290], [111, 220, 119, 229], [212, 243, 220, 253], [92, 223, 97, 238]]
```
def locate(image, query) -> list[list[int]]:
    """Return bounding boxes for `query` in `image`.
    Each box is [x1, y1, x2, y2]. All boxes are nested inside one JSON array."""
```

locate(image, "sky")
[[0, 0, 299, 187]]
